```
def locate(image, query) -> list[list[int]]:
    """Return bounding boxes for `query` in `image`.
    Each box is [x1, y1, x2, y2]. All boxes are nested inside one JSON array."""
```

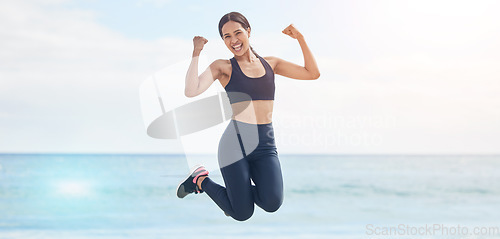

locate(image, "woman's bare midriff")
[[230, 100, 273, 124]]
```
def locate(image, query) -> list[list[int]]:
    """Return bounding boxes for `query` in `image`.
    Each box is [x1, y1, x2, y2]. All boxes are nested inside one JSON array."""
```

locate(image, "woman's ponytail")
[[249, 45, 260, 58]]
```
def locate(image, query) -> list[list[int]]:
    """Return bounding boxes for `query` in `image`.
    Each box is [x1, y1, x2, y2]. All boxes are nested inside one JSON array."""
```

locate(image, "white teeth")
[[233, 43, 242, 51]]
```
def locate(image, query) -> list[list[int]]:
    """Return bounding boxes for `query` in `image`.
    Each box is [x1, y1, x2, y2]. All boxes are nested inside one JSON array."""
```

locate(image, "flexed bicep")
[[273, 57, 318, 80], [191, 61, 221, 97]]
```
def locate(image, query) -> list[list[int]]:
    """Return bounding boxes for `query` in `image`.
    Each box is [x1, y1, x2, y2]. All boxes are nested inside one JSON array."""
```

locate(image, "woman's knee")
[[231, 207, 254, 221], [261, 194, 283, 213]]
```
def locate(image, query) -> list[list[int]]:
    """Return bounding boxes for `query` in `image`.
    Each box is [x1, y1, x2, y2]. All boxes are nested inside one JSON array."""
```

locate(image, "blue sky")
[[61, 0, 323, 40], [1, 0, 499, 154]]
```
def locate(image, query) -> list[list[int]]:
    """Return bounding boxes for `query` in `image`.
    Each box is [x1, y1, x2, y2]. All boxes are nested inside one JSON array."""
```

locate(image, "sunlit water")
[[1, 154, 499, 238]]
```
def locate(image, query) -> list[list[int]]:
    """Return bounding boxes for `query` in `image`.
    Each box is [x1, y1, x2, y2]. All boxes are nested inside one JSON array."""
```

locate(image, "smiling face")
[[221, 20, 251, 56]]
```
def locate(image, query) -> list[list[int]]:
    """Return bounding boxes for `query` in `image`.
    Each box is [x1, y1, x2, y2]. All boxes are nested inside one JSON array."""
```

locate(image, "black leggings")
[[201, 119, 284, 221]]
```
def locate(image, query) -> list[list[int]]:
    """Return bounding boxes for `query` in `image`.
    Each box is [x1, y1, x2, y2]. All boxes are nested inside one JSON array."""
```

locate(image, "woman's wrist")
[[192, 49, 202, 57], [296, 33, 305, 41]]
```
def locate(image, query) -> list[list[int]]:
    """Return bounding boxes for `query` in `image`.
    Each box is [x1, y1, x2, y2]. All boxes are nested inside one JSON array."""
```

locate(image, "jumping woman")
[[177, 11, 320, 221]]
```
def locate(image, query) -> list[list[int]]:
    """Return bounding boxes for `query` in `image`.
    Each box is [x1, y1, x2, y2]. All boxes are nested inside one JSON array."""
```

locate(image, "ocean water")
[[0, 154, 499, 239]]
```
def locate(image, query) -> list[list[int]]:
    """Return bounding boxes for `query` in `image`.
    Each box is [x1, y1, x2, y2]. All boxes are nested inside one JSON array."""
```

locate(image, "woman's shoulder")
[[261, 56, 280, 71], [212, 58, 232, 66], [210, 58, 232, 76]]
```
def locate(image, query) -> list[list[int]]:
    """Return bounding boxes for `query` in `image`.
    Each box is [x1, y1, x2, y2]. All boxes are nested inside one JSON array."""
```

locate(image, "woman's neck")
[[234, 50, 258, 63]]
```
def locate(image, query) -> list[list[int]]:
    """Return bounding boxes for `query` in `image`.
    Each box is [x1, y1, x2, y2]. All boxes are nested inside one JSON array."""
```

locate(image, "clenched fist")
[[193, 36, 208, 51], [282, 24, 303, 40]]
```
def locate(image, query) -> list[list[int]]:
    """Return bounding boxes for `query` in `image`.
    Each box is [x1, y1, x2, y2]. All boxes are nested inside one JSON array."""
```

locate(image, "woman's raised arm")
[[274, 24, 320, 80], [185, 36, 220, 97]]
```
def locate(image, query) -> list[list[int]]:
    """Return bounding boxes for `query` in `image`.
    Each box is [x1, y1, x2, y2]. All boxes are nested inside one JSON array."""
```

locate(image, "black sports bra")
[[224, 56, 275, 104]]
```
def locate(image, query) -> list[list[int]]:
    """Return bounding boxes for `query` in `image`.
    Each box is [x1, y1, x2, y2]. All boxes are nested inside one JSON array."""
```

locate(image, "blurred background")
[[1, 0, 499, 238]]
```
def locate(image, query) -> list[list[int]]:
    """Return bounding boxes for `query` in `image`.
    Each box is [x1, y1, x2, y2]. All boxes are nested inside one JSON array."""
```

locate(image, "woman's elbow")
[[311, 71, 320, 80], [184, 90, 197, 98]]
